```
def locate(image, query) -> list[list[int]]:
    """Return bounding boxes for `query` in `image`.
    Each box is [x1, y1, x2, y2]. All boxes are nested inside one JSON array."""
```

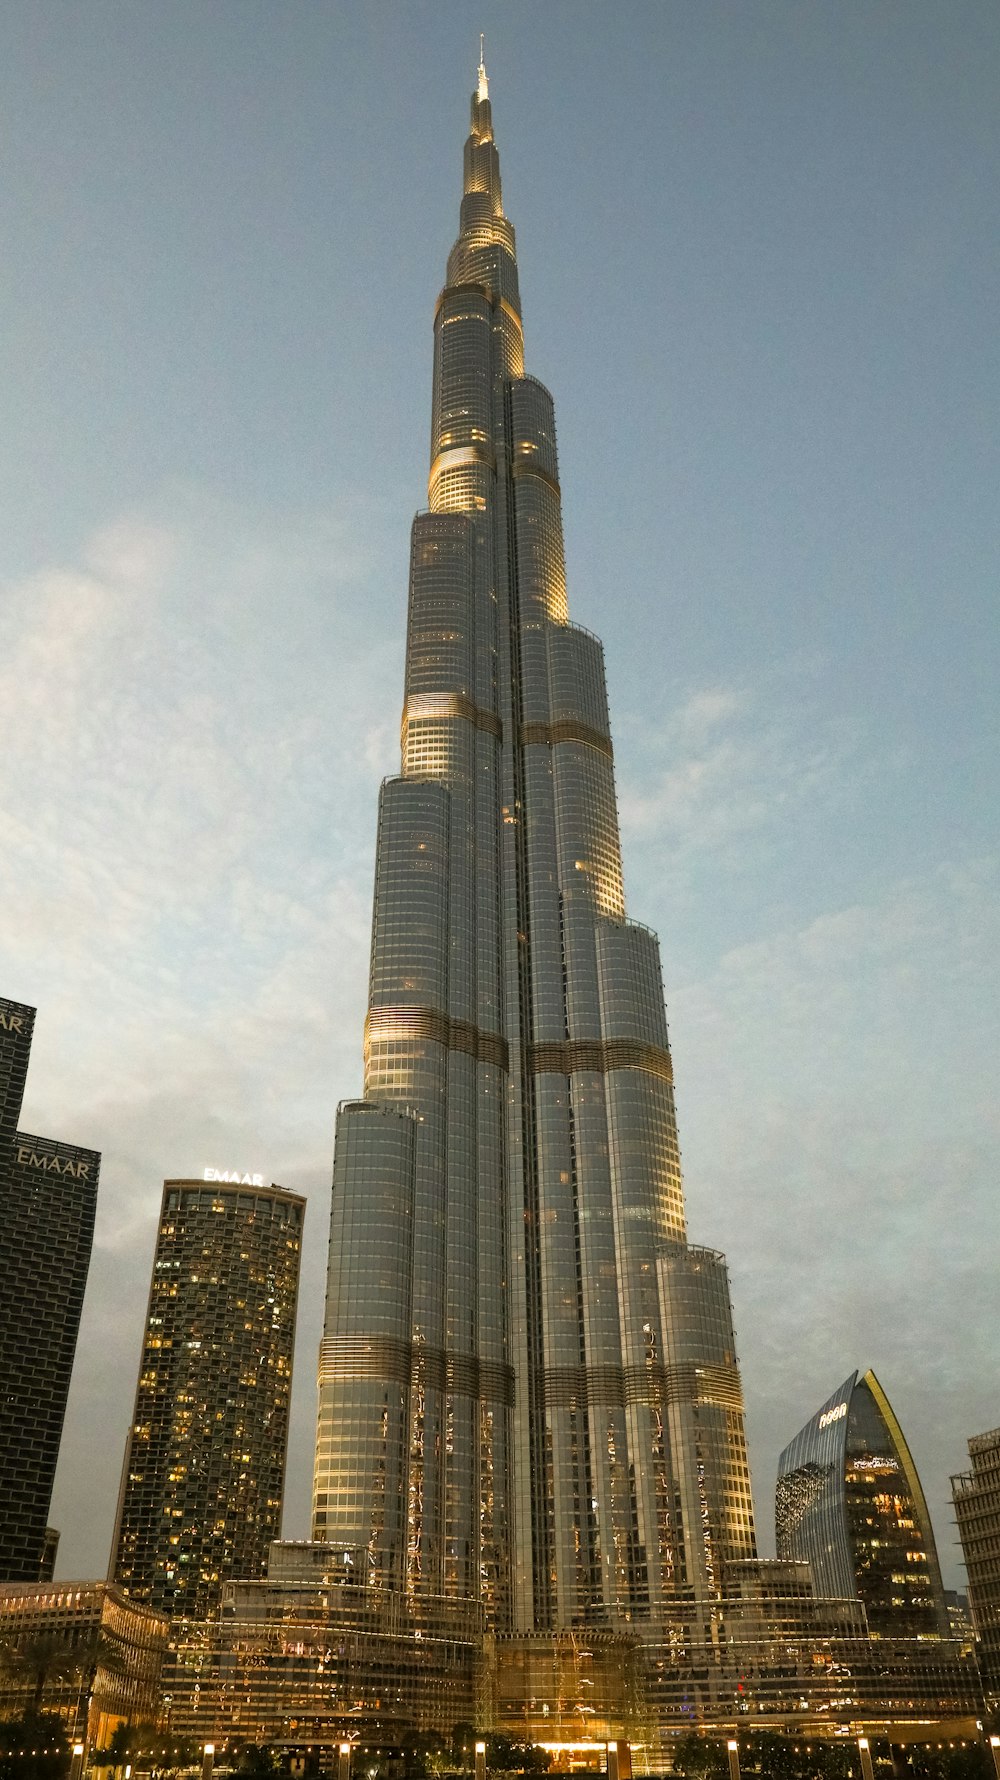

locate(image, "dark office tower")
[[0, 995, 100, 1583], [952, 1427, 1000, 1691], [776, 1369, 947, 1638], [0, 997, 33, 1155], [314, 55, 756, 1644], [112, 1178, 305, 1622]]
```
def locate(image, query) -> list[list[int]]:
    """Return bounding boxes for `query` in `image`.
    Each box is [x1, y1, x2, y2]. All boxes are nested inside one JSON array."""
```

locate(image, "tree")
[[895, 1747, 992, 1780], [0, 1627, 127, 1743], [0, 1710, 70, 1780], [0, 1636, 80, 1717], [480, 1739, 549, 1775], [450, 1726, 479, 1770], [400, 1732, 450, 1778], [233, 1747, 282, 1779], [673, 1734, 729, 1780]]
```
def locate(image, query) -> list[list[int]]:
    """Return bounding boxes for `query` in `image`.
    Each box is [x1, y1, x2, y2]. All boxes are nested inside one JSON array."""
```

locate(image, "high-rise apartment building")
[[952, 1427, 1000, 1694], [313, 51, 756, 1656], [0, 994, 100, 1583], [111, 1177, 305, 1622], [776, 1369, 947, 1637]]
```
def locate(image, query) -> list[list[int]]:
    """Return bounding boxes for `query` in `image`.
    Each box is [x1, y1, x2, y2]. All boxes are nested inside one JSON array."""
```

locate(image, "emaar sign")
[[204, 1167, 264, 1187]]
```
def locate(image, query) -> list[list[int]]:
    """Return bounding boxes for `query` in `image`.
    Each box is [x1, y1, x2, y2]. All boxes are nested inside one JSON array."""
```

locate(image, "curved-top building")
[[312, 53, 757, 1647], [776, 1368, 947, 1637]]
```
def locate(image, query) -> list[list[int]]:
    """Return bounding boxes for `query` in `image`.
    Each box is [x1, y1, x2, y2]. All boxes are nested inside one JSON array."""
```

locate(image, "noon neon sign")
[[818, 1402, 848, 1430], [204, 1167, 264, 1186]]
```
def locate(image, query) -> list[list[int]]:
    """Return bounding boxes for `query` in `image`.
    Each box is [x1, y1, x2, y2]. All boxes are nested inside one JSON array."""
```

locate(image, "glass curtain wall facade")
[[313, 58, 756, 1652], [776, 1369, 947, 1637], [0, 995, 100, 1583]]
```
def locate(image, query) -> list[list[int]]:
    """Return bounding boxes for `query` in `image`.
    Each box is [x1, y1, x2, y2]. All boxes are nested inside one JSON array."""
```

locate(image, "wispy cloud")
[[618, 672, 859, 867], [668, 855, 1000, 1561], [0, 493, 399, 1570]]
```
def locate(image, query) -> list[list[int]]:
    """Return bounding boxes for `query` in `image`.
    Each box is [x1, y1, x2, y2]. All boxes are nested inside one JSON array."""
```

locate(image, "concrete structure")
[[0, 995, 100, 1583]]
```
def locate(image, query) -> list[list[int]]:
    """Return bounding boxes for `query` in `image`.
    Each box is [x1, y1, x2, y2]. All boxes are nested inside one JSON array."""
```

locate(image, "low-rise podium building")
[[0, 1581, 168, 1746]]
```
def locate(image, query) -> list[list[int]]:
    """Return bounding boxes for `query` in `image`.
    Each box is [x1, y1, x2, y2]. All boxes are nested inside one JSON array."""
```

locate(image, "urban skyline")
[[0, 3, 997, 1595]]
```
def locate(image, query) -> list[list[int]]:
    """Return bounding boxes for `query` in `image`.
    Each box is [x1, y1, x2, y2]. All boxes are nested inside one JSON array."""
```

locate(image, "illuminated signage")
[[818, 1402, 848, 1430], [16, 1146, 91, 1180], [0, 1009, 25, 1034], [204, 1167, 264, 1187]]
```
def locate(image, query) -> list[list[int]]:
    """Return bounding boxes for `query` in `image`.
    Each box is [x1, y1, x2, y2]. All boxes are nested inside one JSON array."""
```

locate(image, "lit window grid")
[[112, 1181, 304, 1624]]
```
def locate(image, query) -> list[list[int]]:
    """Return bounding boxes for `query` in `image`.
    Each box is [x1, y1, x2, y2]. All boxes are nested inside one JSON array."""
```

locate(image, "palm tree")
[[0, 1632, 80, 1716], [0, 1627, 128, 1742], [67, 1632, 128, 1745]]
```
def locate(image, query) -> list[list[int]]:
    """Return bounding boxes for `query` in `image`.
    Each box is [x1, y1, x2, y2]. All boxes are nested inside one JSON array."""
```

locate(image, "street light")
[[202, 1744, 215, 1780], [475, 1740, 487, 1780], [988, 1736, 1000, 1780], [339, 1741, 352, 1780], [727, 1740, 741, 1780], [70, 1744, 86, 1780], [858, 1737, 875, 1780]]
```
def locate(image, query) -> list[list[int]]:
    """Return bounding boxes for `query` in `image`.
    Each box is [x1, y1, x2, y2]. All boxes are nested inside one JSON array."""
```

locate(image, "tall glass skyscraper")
[[776, 1369, 948, 1638], [0, 994, 100, 1583], [314, 55, 756, 1653]]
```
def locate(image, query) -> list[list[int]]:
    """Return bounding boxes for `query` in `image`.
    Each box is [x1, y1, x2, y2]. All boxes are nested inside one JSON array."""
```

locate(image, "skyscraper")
[[0, 994, 100, 1583], [313, 51, 756, 1659], [111, 1176, 305, 1622], [776, 1369, 948, 1637], [952, 1427, 1000, 1696]]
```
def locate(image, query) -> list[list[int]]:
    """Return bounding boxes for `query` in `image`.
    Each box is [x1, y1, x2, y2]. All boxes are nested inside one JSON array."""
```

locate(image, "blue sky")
[[1, 1, 997, 1588]]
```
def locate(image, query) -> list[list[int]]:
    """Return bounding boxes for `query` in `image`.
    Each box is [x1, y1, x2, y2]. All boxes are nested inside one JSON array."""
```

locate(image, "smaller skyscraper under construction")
[[776, 1368, 947, 1636], [0, 994, 100, 1583], [111, 1176, 305, 1623]]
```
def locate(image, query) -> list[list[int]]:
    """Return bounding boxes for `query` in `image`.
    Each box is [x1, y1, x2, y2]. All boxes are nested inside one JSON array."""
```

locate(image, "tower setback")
[[313, 53, 756, 1645]]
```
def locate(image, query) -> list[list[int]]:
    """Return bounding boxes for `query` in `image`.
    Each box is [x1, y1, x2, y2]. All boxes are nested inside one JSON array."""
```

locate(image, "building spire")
[[477, 34, 489, 101]]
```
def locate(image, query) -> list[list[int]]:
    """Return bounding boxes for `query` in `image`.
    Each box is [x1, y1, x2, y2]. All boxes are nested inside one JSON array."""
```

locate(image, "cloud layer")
[[1, 502, 995, 1587]]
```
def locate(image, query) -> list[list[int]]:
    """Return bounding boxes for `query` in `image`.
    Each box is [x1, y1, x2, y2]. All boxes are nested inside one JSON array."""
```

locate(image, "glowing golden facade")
[[313, 59, 756, 1650]]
